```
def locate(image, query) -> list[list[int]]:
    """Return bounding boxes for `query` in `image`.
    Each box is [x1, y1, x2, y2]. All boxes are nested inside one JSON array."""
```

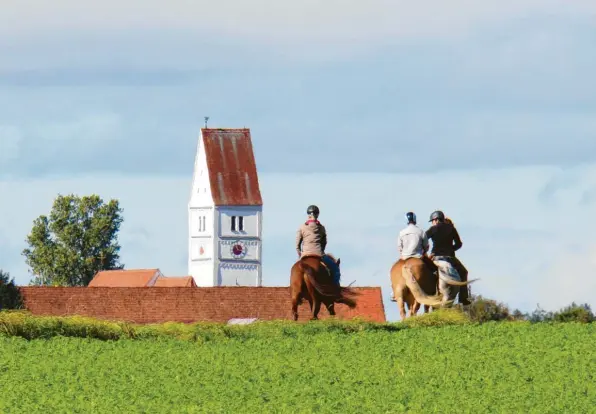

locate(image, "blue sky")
[[1, 1, 595, 320]]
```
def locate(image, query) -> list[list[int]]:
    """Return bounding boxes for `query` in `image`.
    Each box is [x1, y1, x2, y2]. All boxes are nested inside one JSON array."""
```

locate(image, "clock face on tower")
[[230, 240, 248, 259]]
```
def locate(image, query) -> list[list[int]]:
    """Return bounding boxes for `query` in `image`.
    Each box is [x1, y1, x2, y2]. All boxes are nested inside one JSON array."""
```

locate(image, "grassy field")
[[0, 311, 594, 413]]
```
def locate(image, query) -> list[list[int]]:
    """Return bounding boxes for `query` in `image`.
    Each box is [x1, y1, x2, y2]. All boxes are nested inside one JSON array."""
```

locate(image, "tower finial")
[[204, 116, 209, 128]]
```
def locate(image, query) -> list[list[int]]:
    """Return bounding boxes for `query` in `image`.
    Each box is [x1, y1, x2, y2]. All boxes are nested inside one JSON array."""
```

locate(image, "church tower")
[[188, 128, 263, 286]]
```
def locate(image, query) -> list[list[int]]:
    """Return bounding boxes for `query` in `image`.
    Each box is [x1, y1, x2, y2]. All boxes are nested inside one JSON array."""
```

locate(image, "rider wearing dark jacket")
[[426, 210, 471, 305]]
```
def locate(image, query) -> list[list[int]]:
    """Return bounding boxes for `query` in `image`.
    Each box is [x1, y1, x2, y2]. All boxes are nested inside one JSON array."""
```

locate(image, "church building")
[[188, 128, 263, 286]]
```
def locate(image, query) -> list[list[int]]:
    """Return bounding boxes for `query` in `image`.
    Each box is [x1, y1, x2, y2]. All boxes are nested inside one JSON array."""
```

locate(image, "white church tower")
[[188, 127, 263, 286]]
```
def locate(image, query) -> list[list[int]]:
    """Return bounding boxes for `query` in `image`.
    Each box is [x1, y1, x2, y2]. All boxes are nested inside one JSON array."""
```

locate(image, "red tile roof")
[[20, 287, 386, 323], [88, 269, 161, 287], [201, 128, 263, 206], [154, 276, 197, 287]]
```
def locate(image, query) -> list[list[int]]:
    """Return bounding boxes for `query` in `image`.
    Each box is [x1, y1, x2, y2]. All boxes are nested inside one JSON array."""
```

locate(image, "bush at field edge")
[[0, 309, 469, 341], [1, 299, 592, 341]]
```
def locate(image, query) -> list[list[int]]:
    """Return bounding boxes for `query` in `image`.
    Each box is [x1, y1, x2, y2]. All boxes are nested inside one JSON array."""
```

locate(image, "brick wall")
[[19, 286, 386, 323]]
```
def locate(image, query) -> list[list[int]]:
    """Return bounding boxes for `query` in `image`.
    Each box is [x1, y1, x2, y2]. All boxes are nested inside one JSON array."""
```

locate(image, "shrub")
[[511, 309, 527, 321], [463, 294, 513, 323], [527, 304, 553, 323], [0, 312, 124, 340], [552, 302, 594, 323], [0, 270, 23, 310]]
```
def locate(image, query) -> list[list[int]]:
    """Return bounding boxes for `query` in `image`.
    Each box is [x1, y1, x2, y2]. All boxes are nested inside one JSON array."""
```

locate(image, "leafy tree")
[[0, 269, 23, 310], [22, 194, 125, 286]]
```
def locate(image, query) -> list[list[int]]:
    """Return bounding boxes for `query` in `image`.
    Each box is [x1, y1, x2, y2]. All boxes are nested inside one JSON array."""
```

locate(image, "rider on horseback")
[[295, 205, 341, 285], [390, 211, 430, 302], [426, 210, 471, 306], [399, 212, 429, 259]]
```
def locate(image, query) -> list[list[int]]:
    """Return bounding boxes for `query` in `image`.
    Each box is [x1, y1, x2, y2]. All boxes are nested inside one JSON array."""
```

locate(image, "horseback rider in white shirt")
[[390, 212, 429, 302]]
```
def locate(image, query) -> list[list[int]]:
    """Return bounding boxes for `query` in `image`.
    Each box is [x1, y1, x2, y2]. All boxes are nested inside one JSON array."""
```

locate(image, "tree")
[[0, 269, 23, 310], [22, 194, 125, 286]]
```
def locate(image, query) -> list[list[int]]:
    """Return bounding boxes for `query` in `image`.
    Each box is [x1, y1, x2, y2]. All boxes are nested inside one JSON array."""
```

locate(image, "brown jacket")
[[296, 220, 327, 257]]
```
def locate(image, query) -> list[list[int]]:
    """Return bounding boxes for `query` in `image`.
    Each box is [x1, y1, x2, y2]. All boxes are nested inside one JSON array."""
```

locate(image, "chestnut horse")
[[390, 257, 443, 319], [290, 254, 359, 321], [390, 256, 478, 320]]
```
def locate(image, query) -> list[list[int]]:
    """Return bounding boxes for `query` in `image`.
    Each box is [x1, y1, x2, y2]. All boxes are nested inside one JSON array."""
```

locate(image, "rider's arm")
[[425, 226, 434, 239], [452, 227, 463, 251], [422, 231, 429, 253], [425, 227, 435, 256], [295, 228, 303, 256], [320, 225, 327, 252]]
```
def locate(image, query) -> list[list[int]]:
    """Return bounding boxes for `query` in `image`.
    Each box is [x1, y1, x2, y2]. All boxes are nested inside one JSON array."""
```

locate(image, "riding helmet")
[[429, 210, 445, 222], [307, 205, 320, 217], [405, 211, 416, 224]]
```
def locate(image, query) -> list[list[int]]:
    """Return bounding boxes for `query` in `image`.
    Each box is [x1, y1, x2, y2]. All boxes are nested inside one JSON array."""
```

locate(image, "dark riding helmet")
[[307, 205, 320, 217], [405, 211, 416, 224], [429, 210, 445, 222]]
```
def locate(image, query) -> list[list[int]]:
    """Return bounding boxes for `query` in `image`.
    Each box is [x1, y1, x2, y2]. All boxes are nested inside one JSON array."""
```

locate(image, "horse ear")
[[337, 258, 341, 265]]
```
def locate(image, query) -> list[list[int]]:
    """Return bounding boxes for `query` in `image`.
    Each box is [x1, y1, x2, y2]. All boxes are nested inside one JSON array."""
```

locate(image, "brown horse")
[[390, 256, 478, 319], [290, 254, 359, 321], [390, 257, 442, 320]]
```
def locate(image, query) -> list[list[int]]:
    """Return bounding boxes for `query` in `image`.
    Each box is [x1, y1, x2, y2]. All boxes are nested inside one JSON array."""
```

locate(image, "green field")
[[0, 312, 594, 413]]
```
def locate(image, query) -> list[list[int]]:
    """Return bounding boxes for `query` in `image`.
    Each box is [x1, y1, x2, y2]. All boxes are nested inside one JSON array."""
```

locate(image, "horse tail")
[[439, 275, 480, 286], [299, 261, 359, 309], [433, 260, 480, 286], [402, 265, 447, 307]]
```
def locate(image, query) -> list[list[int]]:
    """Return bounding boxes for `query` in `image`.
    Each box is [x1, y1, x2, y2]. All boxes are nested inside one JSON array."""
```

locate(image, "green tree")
[[22, 194, 125, 286], [0, 269, 23, 310]]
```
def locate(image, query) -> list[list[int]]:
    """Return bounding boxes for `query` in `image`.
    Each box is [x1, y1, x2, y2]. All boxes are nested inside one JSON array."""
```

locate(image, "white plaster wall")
[[218, 263, 261, 286], [217, 206, 261, 238], [188, 206, 216, 284], [189, 261, 215, 287], [189, 207, 214, 238], [189, 133, 214, 207], [188, 131, 217, 285], [215, 206, 263, 286], [190, 238, 213, 261]]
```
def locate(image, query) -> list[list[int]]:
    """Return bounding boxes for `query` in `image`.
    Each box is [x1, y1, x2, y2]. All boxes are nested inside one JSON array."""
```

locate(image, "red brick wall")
[[19, 287, 386, 323]]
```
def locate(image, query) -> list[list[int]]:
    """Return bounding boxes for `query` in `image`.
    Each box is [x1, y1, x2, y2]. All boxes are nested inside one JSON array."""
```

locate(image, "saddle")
[[433, 255, 456, 266]]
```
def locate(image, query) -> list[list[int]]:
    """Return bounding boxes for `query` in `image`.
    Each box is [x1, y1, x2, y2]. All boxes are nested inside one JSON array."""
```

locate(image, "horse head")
[[325, 253, 341, 268]]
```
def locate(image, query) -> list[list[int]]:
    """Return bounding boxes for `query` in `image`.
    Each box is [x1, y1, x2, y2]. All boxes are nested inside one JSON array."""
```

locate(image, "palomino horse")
[[390, 256, 478, 320], [290, 254, 359, 321]]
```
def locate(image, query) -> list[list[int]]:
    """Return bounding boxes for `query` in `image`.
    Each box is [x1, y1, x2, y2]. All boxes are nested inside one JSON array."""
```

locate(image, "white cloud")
[[3, 1, 595, 45], [2, 165, 596, 320], [1, 0, 593, 75]]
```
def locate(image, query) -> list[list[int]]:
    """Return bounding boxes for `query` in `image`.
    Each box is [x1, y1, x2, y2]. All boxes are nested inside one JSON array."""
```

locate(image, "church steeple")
[[188, 127, 263, 286]]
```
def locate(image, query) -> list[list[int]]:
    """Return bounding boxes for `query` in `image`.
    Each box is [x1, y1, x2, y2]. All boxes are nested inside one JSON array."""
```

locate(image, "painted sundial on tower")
[[230, 240, 248, 259]]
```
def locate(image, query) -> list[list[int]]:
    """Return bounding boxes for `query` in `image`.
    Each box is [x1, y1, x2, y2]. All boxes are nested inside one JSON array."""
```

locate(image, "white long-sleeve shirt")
[[398, 223, 429, 259]]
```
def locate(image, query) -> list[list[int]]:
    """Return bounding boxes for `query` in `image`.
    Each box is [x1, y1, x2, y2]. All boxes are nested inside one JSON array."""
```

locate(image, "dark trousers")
[[450, 256, 470, 304]]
